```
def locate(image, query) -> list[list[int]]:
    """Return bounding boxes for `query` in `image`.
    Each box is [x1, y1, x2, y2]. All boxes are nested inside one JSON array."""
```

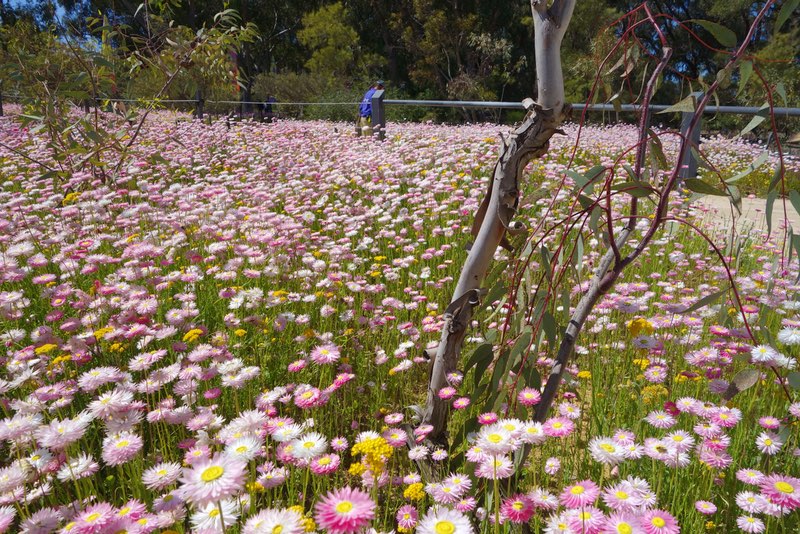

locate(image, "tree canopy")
[[1, 0, 798, 116]]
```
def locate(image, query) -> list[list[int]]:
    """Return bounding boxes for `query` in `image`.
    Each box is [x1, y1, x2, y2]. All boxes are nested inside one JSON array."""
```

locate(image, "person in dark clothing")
[[356, 80, 384, 136], [262, 95, 277, 123]]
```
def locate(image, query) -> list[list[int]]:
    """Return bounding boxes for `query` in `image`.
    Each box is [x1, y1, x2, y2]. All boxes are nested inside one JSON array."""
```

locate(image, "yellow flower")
[[627, 317, 654, 337], [34, 344, 58, 355], [641, 384, 668, 405], [348, 462, 367, 476], [404, 482, 425, 501], [234, 329, 247, 337], [182, 329, 204, 343], [351, 437, 393, 474], [577, 370, 591, 379], [62, 192, 80, 206], [51, 354, 72, 367], [246, 481, 264, 492]]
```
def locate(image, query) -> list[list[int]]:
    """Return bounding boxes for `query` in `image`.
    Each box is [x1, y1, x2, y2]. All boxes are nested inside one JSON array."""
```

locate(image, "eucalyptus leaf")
[[687, 19, 737, 48], [775, 0, 800, 33], [788, 372, 800, 391], [724, 151, 769, 185], [657, 94, 696, 114], [464, 343, 493, 373], [679, 288, 728, 314], [721, 368, 760, 400], [684, 178, 727, 196], [737, 60, 753, 97]]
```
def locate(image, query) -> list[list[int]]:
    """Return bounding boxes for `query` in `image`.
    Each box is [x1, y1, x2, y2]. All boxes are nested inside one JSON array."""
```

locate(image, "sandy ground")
[[696, 195, 800, 234]]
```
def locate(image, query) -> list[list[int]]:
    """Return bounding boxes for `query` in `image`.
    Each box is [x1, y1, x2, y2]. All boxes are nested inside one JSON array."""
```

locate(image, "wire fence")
[[4, 94, 799, 115], [1, 91, 797, 178]]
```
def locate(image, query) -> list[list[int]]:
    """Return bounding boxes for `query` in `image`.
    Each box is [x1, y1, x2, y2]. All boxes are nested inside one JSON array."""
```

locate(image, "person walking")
[[356, 80, 384, 136]]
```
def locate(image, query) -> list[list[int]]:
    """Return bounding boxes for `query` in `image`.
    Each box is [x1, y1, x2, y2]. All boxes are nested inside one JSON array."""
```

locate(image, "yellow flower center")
[[303, 441, 315, 449], [487, 433, 502, 443], [615, 491, 629, 500], [553, 422, 563, 429], [318, 458, 331, 465], [116, 440, 129, 448], [157, 469, 167, 476], [775, 481, 794, 494], [600, 444, 616, 452], [571, 485, 585, 495], [503, 424, 515, 431], [512, 501, 524, 511], [617, 523, 633, 534], [119, 507, 131, 516], [652, 517, 666, 528], [273, 526, 283, 534], [201, 465, 224, 482], [435, 520, 456, 534], [764, 439, 773, 446], [209, 510, 220, 517], [236, 446, 248, 453], [335, 501, 353, 514], [86, 513, 101, 522]]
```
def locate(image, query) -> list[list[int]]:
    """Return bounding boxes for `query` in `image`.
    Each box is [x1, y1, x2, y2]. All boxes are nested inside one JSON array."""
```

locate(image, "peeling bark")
[[422, 0, 576, 446]]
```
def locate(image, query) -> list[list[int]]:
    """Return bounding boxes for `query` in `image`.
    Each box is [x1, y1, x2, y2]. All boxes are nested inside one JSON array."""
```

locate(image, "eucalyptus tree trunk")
[[422, 0, 576, 445]]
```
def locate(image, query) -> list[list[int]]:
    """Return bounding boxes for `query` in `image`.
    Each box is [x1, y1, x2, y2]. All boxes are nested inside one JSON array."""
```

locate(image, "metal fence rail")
[[1, 90, 797, 179]]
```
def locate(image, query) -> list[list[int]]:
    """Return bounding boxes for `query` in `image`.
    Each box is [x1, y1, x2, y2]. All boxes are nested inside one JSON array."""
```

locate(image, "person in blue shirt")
[[356, 80, 384, 136]]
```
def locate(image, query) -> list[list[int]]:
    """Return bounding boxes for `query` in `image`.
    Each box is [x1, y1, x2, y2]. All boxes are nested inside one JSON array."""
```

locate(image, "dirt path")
[[696, 195, 800, 234]]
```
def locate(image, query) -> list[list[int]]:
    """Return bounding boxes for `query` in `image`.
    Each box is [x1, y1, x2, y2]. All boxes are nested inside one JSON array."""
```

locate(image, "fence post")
[[195, 89, 204, 119], [678, 91, 703, 181], [371, 89, 385, 140]]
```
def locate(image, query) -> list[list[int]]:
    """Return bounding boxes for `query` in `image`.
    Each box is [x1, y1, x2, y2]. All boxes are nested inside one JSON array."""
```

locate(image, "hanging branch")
[[532, 0, 779, 425]]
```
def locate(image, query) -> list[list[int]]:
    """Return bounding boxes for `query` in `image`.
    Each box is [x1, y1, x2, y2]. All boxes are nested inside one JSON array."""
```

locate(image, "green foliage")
[[297, 2, 384, 84], [0, 4, 256, 189], [252, 72, 330, 119]]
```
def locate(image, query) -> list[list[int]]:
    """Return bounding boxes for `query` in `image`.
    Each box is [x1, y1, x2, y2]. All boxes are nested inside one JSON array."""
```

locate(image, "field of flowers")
[[0, 112, 798, 534]]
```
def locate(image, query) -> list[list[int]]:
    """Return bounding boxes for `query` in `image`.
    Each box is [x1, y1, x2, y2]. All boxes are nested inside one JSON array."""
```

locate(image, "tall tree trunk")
[[422, 0, 576, 446]]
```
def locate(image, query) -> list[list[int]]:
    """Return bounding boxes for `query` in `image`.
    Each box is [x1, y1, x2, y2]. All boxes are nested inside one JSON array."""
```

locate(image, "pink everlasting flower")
[[542, 417, 574, 438], [500, 494, 535, 523], [560, 480, 600, 509], [695, 500, 717, 514], [396, 504, 418, 530], [517, 388, 541, 406], [759, 474, 800, 509], [452, 397, 471, 409], [310, 454, 340, 475], [314, 486, 376, 534], [477, 412, 498, 425], [310, 343, 340, 365], [102, 432, 143, 466], [177, 453, 246, 506], [642, 509, 679, 534]]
